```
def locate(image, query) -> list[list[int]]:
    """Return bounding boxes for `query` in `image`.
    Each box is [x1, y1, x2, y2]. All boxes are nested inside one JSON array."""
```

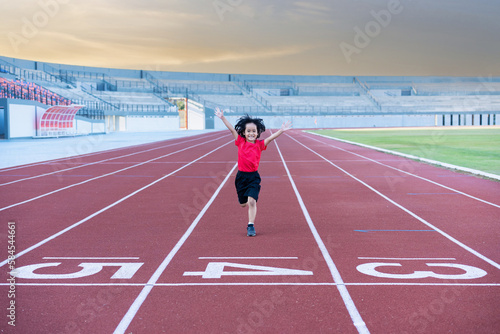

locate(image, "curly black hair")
[[234, 114, 266, 138]]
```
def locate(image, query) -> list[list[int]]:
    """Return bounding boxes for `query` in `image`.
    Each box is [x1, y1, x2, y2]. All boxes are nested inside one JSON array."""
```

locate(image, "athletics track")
[[0, 130, 499, 333]]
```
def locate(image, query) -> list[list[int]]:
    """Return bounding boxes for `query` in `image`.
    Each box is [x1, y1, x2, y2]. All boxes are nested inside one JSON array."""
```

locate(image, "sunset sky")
[[1, 0, 499, 76]]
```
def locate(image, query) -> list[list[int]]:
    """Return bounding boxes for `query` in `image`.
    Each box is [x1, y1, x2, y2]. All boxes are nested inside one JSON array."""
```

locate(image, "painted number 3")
[[356, 262, 487, 279]]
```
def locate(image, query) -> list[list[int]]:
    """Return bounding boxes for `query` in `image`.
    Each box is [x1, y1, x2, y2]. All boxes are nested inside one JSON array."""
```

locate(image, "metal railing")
[[354, 77, 381, 110]]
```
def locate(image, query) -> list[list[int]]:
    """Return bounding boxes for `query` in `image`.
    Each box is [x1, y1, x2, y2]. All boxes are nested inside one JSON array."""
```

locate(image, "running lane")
[[297, 131, 500, 262], [2, 130, 498, 333], [117, 131, 366, 333], [278, 130, 500, 333], [0, 134, 231, 260], [0, 133, 221, 207], [1, 134, 236, 333]]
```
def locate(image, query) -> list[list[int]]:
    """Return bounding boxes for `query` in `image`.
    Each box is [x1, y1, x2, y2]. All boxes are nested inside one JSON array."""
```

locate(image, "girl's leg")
[[246, 197, 257, 236], [247, 196, 257, 223]]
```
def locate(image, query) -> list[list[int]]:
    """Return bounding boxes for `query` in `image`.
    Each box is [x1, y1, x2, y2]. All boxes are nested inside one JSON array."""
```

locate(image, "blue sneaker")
[[247, 225, 256, 237]]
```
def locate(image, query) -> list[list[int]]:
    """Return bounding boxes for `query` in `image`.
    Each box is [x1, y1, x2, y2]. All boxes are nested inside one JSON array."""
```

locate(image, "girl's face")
[[244, 123, 258, 143]]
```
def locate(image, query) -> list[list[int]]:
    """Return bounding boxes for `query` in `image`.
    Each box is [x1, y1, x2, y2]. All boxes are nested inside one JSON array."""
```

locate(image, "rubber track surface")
[[0, 130, 498, 334]]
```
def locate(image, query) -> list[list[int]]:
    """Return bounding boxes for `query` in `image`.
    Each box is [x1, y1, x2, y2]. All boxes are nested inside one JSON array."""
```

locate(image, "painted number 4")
[[184, 262, 313, 279]]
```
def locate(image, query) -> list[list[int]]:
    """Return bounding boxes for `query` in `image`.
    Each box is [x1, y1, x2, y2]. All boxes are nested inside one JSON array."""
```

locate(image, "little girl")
[[215, 108, 292, 236]]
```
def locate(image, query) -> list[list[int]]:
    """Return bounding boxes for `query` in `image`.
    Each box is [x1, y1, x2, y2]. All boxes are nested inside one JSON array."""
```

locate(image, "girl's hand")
[[281, 120, 292, 132], [215, 107, 224, 119]]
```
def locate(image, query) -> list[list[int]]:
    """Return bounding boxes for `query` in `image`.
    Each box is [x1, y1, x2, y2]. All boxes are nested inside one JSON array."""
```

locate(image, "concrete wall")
[[124, 115, 180, 132], [0, 99, 107, 138], [214, 114, 440, 130], [9, 103, 37, 137], [1, 100, 43, 138], [187, 100, 205, 130], [75, 117, 106, 134]]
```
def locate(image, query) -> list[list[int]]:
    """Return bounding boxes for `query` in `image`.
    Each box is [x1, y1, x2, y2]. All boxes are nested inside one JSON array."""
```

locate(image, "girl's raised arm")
[[264, 120, 292, 146], [215, 107, 238, 140]]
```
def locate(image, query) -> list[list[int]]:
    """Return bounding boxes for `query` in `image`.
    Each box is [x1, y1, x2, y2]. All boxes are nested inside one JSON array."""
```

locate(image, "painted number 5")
[[11, 262, 143, 279], [356, 262, 487, 279]]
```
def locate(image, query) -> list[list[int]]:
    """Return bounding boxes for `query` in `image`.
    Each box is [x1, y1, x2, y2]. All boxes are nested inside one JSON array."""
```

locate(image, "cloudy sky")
[[1, 0, 499, 76]]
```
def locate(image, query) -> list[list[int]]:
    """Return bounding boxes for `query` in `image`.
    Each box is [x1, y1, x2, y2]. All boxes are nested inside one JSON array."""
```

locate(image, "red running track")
[[0, 130, 499, 334]]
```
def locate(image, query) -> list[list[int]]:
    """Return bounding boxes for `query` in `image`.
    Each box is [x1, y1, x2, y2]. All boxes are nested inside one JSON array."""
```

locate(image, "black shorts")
[[235, 170, 261, 204]]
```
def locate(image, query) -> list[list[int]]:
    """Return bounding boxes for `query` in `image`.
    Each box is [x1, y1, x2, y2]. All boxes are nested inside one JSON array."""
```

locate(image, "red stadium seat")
[[0, 77, 71, 106]]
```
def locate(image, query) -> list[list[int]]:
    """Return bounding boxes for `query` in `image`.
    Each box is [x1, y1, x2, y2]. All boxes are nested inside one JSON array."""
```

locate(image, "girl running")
[[215, 108, 292, 236]]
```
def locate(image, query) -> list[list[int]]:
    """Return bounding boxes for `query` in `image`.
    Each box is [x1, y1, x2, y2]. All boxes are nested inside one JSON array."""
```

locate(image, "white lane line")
[[307, 131, 500, 182], [43, 257, 141, 260], [287, 134, 500, 271], [0, 136, 224, 212], [0, 147, 131, 173], [274, 137, 370, 334], [0, 134, 220, 186], [304, 132, 500, 208], [3, 282, 500, 287], [198, 257, 299, 259], [0, 132, 221, 174], [0, 142, 233, 268], [113, 163, 238, 334]]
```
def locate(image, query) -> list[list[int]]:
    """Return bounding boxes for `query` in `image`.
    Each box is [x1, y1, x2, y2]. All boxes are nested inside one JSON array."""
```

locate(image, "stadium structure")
[[1, 55, 499, 139]]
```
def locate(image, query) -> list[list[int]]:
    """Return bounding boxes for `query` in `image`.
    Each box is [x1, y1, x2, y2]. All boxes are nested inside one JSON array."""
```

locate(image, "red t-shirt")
[[235, 136, 267, 172]]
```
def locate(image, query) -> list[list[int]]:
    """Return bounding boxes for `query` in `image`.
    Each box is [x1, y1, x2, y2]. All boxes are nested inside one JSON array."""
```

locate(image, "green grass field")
[[308, 127, 500, 176]]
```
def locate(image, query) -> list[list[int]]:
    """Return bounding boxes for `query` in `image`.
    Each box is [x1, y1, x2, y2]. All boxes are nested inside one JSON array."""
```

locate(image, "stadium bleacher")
[[1, 55, 499, 136], [0, 77, 71, 106]]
